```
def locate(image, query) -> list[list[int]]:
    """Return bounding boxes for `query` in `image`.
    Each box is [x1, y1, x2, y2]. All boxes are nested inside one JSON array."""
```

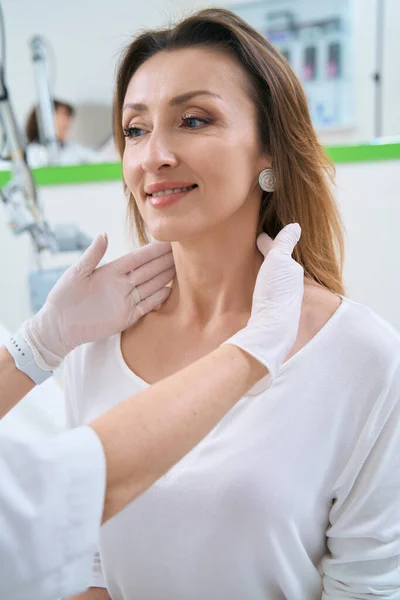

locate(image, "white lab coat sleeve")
[[0, 425, 106, 600], [64, 350, 108, 590], [92, 550, 107, 588], [321, 359, 400, 598]]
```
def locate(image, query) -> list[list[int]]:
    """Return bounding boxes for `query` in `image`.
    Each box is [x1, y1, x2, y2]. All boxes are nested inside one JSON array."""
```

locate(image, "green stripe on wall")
[[0, 162, 123, 187], [325, 142, 400, 163], [0, 143, 399, 188]]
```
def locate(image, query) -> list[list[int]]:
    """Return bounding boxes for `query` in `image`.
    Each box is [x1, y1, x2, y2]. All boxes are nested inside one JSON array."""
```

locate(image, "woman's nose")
[[141, 131, 179, 173]]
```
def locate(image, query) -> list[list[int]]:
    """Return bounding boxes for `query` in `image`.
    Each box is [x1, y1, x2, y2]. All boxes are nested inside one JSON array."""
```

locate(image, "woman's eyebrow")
[[123, 90, 222, 113]]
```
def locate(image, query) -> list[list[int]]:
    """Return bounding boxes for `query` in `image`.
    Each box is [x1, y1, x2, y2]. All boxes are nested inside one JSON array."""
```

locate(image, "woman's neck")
[[161, 224, 264, 327]]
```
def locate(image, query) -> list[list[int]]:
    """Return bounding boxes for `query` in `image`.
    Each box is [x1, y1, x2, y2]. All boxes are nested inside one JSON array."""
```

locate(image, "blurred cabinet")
[[382, 0, 400, 137], [229, 0, 355, 131]]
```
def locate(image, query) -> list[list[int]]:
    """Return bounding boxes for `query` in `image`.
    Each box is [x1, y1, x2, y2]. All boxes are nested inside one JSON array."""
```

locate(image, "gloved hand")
[[21, 234, 175, 371], [223, 223, 304, 384]]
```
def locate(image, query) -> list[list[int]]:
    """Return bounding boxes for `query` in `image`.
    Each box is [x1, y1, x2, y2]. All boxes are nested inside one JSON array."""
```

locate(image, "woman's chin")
[[147, 218, 210, 243], [150, 231, 178, 243], [147, 223, 187, 243]]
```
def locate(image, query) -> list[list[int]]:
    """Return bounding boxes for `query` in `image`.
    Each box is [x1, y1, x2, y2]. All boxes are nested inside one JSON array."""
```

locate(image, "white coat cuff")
[[61, 426, 106, 595]]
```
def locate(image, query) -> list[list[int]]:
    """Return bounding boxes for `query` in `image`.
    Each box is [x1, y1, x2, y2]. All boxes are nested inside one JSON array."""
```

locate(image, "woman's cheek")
[[122, 153, 137, 191]]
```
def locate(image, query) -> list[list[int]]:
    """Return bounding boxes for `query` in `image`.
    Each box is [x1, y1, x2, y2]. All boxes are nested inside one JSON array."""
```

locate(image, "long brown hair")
[[25, 99, 75, 143], [114, 8, 345, 295]]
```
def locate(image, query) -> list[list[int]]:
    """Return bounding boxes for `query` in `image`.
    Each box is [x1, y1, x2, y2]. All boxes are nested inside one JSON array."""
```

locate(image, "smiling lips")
[[145, 181, 198, 207]]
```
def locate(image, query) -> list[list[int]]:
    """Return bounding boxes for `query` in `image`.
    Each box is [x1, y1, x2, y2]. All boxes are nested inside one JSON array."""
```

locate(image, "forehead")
[[124, 47, 252, 107], [56, 106, 71, 116]]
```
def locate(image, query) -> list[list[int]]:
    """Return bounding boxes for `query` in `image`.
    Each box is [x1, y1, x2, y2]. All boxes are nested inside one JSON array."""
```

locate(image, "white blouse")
[[65, 296, 400, 599]]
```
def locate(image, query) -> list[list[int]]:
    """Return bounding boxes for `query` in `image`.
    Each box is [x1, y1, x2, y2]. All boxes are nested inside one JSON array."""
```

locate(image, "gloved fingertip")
[[153, 286, 172, 303], [288, 223, 302, 242], [96, 232, 108, 248], [273, 223, 302, 254], [76, 233, 109, 275], [256, 232, 274, 257]]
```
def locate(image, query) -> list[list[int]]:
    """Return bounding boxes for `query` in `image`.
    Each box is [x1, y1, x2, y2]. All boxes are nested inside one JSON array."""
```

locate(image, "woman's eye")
[[123, 117, 209, 138], [123, 126, 145, 139], [182, 116, 209, 129]]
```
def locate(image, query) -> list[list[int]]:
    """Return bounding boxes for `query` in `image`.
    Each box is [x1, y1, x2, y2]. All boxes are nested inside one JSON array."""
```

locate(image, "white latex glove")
[[21, 234, 175, 371], [224, 223, 304, 384]]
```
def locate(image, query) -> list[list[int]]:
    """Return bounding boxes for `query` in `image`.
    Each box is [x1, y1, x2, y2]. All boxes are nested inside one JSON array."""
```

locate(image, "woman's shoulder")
[[323, 292, 400, 378], [341, 296, 400, 353], [298, 283, 400, 375]]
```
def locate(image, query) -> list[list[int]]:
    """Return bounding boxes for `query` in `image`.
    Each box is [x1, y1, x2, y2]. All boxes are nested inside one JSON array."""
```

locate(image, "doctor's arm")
[[0, 346, 34, 418], [93, 344, 265, 523]]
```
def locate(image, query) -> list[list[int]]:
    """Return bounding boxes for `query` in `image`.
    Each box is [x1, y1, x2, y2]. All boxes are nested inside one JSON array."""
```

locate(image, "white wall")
[[1, 0, 399, 146], [335, 160, 400, 329]]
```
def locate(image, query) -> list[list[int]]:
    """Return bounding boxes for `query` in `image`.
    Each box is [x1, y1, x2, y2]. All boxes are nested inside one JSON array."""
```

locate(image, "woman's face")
[[55, 106, 73, 143], [122, 47, 268, 242]]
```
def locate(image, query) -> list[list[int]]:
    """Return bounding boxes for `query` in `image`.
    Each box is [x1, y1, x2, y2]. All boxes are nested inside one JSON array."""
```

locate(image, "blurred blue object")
[[27, 225, 92, 313], [52, 224, 92, 252], [28, 266, 69, 314]]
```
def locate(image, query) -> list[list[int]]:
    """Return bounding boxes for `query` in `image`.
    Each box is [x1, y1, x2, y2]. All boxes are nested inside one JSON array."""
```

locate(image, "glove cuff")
[[222, 325, 279, 388], [23, 314, 64, 371]]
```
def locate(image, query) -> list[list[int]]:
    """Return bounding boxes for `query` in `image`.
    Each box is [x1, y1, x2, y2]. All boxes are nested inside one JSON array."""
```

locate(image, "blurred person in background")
[[25, 98, 100, 167]]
